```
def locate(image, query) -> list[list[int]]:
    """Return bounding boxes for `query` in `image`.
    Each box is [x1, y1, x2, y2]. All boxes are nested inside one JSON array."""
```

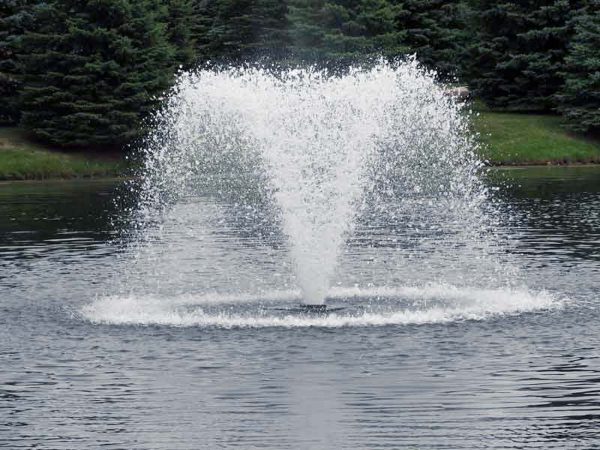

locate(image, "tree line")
[[0, 0, 598, 148]]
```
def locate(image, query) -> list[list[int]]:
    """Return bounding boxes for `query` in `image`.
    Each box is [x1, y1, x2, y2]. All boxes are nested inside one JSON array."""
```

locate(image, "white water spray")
[[138, 59, 488, 306]]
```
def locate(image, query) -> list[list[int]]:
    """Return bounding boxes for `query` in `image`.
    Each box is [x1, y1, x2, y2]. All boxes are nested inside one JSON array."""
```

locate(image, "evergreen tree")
[[469, 0, 581, 111], [557, 2, 600, 134], [166, 0, 196, 69], [190, 0, 218, 60], [358, 0, 408, 60], [193, 0, 289, 62], [254, 0, 290, 59], [0, 0, 36, 124], [17, 0, 176, 148], [287, 0, 405, 67], [206, 0, 258, 60], [190, 0, 469, 74], [398, 0, 471, 80]]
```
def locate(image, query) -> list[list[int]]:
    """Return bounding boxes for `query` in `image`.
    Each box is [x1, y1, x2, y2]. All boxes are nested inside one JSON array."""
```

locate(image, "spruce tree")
[[255, 0, 290, 59], [18, 0, 175, 148], [190, 0, 218, 60], [398, 0, 471, 80], [557, 2, 600, 134], [0, 0, 35, 125], [193, 0, 289, 62], [287, 0, 405, 67], [166, 0, 196, 69], [469, 0, 581, 111], [358, 0, 408, 60], [200, 0, 254, 60], [286, 0, 331, 63]]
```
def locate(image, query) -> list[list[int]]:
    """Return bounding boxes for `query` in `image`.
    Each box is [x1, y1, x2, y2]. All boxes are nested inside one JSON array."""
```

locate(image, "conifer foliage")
[[167, 0, 197, 68], [469, 0, 579, 111], [193, 0, 289, 62], [0, 0, 35, 124], [3, 0, 599, 147], [287, 0, 405, 67], [17, 0, 177, 147], [398, 0, 470, 80], [557, 2, 600, 133]]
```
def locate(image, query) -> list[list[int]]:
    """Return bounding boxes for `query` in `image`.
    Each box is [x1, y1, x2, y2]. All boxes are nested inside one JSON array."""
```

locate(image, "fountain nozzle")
[[300, 304, 327, 311]]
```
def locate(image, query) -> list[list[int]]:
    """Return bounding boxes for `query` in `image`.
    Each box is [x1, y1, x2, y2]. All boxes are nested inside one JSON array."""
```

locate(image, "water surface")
[[1, 167, 600, 449]]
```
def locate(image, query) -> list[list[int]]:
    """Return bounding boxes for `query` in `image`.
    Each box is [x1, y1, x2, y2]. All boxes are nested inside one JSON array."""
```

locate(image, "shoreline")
[[1, 162, 599, 184], [0, 176, 131, 184], [3, 110, 600, 181], [488, 161, 600, 169]]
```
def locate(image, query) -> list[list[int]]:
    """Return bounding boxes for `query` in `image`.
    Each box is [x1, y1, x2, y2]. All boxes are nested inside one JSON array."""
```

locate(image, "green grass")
[[2, 112, 600, 179], [0, 127, 126, 180], [472, 112, 600, 165]]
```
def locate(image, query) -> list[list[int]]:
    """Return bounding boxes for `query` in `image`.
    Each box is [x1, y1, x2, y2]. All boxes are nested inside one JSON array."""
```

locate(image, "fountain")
[[136, 59, 486, 307], [80, 58, 558, 326]]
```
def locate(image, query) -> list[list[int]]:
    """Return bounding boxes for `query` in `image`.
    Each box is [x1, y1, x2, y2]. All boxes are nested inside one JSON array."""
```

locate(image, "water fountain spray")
[[137, 59, 485, 307]]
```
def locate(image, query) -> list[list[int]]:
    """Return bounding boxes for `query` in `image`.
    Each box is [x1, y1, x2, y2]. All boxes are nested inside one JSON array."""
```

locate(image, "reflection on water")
[[492, 167, 600, 265], [1, 167, 600, 449]]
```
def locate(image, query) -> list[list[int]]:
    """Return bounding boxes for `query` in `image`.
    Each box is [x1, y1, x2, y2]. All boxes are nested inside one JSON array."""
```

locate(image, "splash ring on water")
[[81, 285, 561, 329]]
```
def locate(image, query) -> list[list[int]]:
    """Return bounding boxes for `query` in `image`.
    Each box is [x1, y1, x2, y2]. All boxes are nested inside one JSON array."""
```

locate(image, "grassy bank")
[[0, 127, 126, 181], [472, 112, 600, 165], [2, 111, 600, 180]]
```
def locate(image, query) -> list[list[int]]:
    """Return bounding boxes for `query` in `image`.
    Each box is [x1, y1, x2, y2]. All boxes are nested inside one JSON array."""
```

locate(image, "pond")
[[1, 166, 599, 449]]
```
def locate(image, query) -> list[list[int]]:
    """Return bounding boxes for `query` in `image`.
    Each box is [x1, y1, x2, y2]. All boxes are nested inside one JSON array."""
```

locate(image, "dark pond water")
[[1, 167, 600, 449]]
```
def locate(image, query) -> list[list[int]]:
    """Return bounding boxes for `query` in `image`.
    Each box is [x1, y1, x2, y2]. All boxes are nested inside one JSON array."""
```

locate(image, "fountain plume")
[[137, 59, 486, 306]]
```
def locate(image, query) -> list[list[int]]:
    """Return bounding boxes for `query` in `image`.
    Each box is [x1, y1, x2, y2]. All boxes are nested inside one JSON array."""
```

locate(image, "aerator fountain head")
[[300, 304, 328, 312], [274, 303, 344, 314]]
